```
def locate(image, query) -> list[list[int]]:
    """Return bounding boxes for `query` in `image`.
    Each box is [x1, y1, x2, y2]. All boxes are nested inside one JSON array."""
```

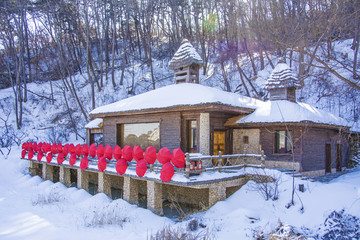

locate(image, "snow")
[[90, 83, 262, 115], [264, 62, 302, 90], [1, 147, 360, 239], [85, 118, 103, 129], [237, 100, 349, 127]]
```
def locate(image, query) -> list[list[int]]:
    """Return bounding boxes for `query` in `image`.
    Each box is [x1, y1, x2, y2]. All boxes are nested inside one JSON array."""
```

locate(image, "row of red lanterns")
[[21, 142, 185, 182]]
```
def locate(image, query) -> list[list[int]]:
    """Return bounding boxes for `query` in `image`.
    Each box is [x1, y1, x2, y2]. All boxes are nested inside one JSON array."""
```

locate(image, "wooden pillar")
[[208, 184, 226, 207], [42, 164, 54, 181], [123, 176, 138, 204], [59, 166, 71, 187], [98, 172, 111, 198], [77, 169, 89, 191], [147, 181, 163, 215]]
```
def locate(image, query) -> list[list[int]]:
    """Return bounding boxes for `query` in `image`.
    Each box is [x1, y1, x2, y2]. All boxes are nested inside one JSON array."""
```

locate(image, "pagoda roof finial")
[[169, 39, 203, 70], [264, 59, 302, 90]]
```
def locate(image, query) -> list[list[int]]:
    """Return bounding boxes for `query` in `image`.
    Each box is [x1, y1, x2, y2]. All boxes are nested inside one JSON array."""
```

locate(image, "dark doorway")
[[325, 144, 331, 173], [70, 169, 77, 187], [336, 144, 342, 172]]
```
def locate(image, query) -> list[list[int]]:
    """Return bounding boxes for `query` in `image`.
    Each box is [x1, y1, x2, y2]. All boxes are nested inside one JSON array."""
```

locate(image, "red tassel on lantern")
[[133, 146, 144, 162], [37, 151, 43, 162], [69, 153, 77, 166], [113, 145, 122, 161], [115, 158, 127, 175], [122, 145, 133, 162], [21, 149, 26, 159], [57, 153, 64, 165], [136, 159, 147, 177], [46, 152, 53, 163], [144, 146, 157, 165], [171, 148, 185, 168], [160, 162, 174, 182], [80, 156, 88, 170], [157, 147, 171, 164], [98, 156, 107, 172]]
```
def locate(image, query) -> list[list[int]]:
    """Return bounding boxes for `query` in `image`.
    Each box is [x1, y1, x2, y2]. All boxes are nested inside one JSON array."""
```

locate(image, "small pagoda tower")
[[169, 39, 203, 84], [264, 59, 302, 102]]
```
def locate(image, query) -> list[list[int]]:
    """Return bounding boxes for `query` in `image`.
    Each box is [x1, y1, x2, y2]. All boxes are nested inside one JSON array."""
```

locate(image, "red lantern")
[[37, 151, 43, 162], [115, 159, 127, 175], [157, 147, 171, 164], [136, 159, 147, 177], [160, 162, 174, 182], [80, 156, 88, 170], [89, 143, 96, 158], [57, 153, 64, 165], [75, 144, 82, 157], [33, 142, 38, 153], [69, 153, 77, 166], [113, 145, 122, 161], [63, 144, 70, 157], [122, 145, 133, 162], [171, 148, 185, 168], [41, 143, 47, 153], [69, 143, 75, 154], [98, 156, 107, 172], [96, 144, 104, 159], [21, 149, 26, 159], [51, 143, 57, 154], [144, 146, 157, 165], [133, 146, 144, 162], [57, 143, 63, 154], [104, 145, 112, 160], [37, 142, 43, 152], [28, 150, 34, 160], [28, 142, 33, 152], [82, 144, 89, 157], [46, 152, 53, 163], [22, 142, 26, 150]]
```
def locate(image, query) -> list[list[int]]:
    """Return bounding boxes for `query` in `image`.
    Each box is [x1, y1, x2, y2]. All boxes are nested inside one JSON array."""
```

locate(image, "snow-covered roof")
[[236, 100, 349, 127], [264, 62, 302, 90], [85, 118, 103, 129], [90, 83, 261, 116], [169, 39, 203, 70]]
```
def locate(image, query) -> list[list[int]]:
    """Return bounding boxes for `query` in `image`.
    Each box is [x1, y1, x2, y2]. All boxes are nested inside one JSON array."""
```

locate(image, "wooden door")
[[213, 131, 226, 155], [325, 144, 331, 173], [336, 144, 342, 172]]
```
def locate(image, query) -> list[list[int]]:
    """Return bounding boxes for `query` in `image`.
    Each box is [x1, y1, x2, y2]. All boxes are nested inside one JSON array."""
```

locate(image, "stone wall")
[[233, 128, 261, 154]]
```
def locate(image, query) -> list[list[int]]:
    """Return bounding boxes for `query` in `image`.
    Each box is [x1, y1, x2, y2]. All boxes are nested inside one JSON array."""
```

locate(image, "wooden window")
[[275, 130, 292, 154], [243, 136, 249, 144], [119, 123, 160, 150], [187, 120, 198, 153]]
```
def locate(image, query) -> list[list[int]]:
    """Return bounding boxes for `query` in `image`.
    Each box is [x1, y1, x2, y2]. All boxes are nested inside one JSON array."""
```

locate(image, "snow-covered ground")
[[1, 146, 359, 239]]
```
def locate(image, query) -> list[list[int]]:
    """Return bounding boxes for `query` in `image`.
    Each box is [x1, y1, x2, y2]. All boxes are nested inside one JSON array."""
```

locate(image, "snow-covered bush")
[[79, 201, 129, 228], [317, 210, 360, 240], [32, 184, 66, 206], [150, 225, 215, 240], [248, 169, 281, 201]]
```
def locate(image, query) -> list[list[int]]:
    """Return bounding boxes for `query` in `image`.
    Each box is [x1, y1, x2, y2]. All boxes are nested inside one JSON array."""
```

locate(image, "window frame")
[[274, 130, 293, 154], [119, 122, 160, 150]]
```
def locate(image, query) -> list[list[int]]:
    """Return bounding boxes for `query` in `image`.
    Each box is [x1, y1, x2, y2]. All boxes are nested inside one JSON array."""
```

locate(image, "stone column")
[[208, 184, 226, 207], [29, 161, 38, 176], [59, 166, 71, 187], [42, 164, 54, 181], [199, 113, 210, 155], [98, 172, 112, 198], [147, 181, 163, 215], [77, 169, 89, 191], [123, 176, 138, 204]]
